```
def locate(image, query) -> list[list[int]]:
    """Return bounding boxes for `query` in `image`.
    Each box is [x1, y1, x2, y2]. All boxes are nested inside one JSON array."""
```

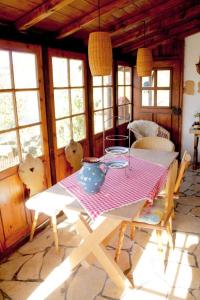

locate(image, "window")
[[141, 69, 171, 107], [117, 65, 132, 125], [0, 44, 45, 172], [92, 75, 113, 134], [51, 56, 86, 149]]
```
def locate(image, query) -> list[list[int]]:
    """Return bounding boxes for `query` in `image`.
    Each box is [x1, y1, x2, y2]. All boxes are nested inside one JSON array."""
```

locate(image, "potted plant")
[[193, 112, 200, 128]]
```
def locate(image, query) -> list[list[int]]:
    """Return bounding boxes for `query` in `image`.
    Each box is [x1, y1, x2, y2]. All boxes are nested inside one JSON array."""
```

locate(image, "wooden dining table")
[[26, 148, 178, 294]]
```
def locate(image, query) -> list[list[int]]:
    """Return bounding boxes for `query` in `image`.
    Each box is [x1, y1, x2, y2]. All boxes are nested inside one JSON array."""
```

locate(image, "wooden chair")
[[115, 160, 178, 262], [65, 139, 83, 173], [174, 151, 191, 195], [18, 154, 60, 252], [131, 136, 175, 152]]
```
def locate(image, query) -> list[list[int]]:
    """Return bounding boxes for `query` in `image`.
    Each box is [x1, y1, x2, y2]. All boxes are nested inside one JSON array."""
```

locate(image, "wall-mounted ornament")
[[196, 57, 200, 75], [183, 80, 195, 95]]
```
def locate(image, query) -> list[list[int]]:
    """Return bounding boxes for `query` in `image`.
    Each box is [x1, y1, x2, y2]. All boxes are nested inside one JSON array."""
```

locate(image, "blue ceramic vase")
[[77, 157, 108, 194]]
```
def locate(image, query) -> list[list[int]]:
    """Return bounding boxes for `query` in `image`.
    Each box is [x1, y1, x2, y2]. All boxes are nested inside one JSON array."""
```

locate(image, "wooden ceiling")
[[0, 0, 199, 56]]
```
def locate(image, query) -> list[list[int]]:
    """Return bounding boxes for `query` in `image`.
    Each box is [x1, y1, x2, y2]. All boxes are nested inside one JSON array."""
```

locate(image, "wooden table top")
[[27, 149, 178, 222]]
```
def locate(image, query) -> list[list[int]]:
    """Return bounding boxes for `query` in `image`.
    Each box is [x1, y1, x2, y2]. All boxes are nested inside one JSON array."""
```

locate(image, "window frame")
[[0, 40, 50, 178], [140, 68, 172, 108], [92, 74, 114, 136], [48, 48, 88, 154], [116, 62, 133, 125]]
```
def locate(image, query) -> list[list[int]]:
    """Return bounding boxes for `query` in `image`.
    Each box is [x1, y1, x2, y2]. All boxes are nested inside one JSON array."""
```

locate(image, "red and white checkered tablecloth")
[[59, 156, 168, 220]]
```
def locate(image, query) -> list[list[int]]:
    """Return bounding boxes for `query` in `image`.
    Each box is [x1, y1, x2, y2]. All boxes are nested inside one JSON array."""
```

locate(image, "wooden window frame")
[[92, 74, 114, 136], [116, 63, 133, 125], [0, 40, 50, 181], [140, 68, 172, 108], [48, 48, 88, 155]]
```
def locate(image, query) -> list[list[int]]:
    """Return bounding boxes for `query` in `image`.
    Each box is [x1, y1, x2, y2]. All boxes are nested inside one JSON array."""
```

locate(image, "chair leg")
[[130, 224, 135, 241], [115, 222, 127, 262], [30, 211, 39, 241], [166, 219, 173, 248], [156, 230, 163, 252], [51, 215, 59, 252]]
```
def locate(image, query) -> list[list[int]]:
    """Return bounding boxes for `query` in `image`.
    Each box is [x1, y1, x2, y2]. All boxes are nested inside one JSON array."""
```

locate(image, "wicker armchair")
[[128, 120, 170, 140]]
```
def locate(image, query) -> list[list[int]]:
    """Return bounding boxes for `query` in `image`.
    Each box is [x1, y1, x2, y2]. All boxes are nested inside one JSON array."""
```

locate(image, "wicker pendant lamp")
[[88, 0, 112, 76], [136, 21, 153, 77]]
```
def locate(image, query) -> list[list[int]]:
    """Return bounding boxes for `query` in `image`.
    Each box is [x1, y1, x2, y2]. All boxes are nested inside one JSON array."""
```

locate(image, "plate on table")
[[105, 146, 128, 155], [107, 160, 128, 169]]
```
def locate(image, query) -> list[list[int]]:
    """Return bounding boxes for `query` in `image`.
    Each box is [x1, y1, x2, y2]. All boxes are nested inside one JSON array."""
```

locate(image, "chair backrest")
[[18, 154, 46, 197], [131, 136, 175, 152], [174, 151, 191, 194], [65, 139, 83, 173]]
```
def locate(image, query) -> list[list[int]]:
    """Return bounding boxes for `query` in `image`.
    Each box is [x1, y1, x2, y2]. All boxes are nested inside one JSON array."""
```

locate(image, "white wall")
[[182, 32, 200, 159]]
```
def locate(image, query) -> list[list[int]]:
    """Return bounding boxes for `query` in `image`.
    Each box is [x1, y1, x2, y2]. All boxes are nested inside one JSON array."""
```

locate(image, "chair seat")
[[133, 198, 165, 225]]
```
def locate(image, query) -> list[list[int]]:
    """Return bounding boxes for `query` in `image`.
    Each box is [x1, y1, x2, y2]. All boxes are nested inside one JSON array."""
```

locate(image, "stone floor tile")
[[120, 286, 168, 300], [134, 229, 151, 248], [102, 279, 124, 299], [190, 207, 200, 217], [173, 213, 200, 234], [174, 232, 199, 252], [180, 181, 193, 192], [107, 249, 130, 272], [0, 255, 32, 280], [40, 247, 65, 280], [45, 283, 66, 300], [177, 197, 200, 206], [17, 251, 44, 280], [7, 252, 22, 260], [192, 289, 200, 300], [167, 288, 195, 300], [164, 249, 196, 267], [67, 265, 106, 300], [0, 281, 40, 300], [108, 233, 133, 250], [193, 244, 200, 267], [175, 204, 193, 214]]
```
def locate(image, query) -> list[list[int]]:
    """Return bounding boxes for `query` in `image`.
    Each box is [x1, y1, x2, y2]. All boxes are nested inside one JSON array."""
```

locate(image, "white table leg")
[[70, 214, 133, 289]]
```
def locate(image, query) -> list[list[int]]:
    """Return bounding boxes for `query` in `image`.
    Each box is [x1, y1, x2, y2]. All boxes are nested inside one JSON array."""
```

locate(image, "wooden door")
[[134, 60, 182, 151]]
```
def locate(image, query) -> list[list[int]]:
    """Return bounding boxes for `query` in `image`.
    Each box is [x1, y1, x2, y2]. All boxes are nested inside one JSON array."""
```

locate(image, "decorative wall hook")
[[196, 57, 200, 75]]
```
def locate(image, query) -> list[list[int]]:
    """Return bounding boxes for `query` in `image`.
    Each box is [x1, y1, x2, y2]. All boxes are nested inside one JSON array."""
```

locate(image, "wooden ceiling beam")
[[109, 0, 185, 37], [56, 0, 133, 39], [15, 0, 75, 30], [122, 18, 200, 54], [113, 2, 200, 48]]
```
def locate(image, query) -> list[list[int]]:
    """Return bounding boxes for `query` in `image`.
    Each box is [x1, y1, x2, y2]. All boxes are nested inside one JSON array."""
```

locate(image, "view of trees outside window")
[[93, 75, 113, 134], [52, 57, 86, 148], [0, 49, 43, 171], [117, 65, 132, 125], [142, 69, 171, 107]]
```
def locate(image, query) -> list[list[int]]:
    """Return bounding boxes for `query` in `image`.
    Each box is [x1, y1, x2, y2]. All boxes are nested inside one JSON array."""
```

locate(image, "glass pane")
[[94, 111, 103, 134], [142, 74, 154, 87], [56, 118, 71, 148], [16, 91, 40, 126], [118, 105, 131, 124], [103, 87, 113, 108], [93, 87, 103, 110], [12, 52, 37, 88], [157, 90, 170, 107], [125, 67, 131, 85], [0, 131, 19, 171], [0, 50, 11, 89], [70, 59, 83, 87], [125, 86, 131, 102], [72, 115, 86, 141], [20, 125, 43, 158], [54, 89, 70, 119], [118, 86, 124, 105], [0, 92, 15, 130], [71, 88, 84, 114], [157, 70, 170, 87], [104, 109, 113, 130], [103, 75, 112, 86], [118, 66, 124, 85], [93, 76, 102, 86], [52, 57, 68, 87], [142, 90, 154, 106]]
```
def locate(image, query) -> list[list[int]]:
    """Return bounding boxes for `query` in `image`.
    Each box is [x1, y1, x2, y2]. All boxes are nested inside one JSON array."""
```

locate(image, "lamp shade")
[[88, 31, 112, 76], [136, 47, 153, 77]]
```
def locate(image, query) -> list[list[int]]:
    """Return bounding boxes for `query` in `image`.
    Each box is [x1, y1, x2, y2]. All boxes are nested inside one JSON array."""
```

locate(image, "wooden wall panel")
[[0, 175, 29, 248]]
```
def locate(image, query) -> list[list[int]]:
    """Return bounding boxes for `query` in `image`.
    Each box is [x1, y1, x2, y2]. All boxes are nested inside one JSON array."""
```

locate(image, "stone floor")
[[0, 168, 200, 300]]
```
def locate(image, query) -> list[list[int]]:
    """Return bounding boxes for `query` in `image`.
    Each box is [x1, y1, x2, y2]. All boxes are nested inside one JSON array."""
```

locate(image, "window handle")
[[172, 106, 182, 115]]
